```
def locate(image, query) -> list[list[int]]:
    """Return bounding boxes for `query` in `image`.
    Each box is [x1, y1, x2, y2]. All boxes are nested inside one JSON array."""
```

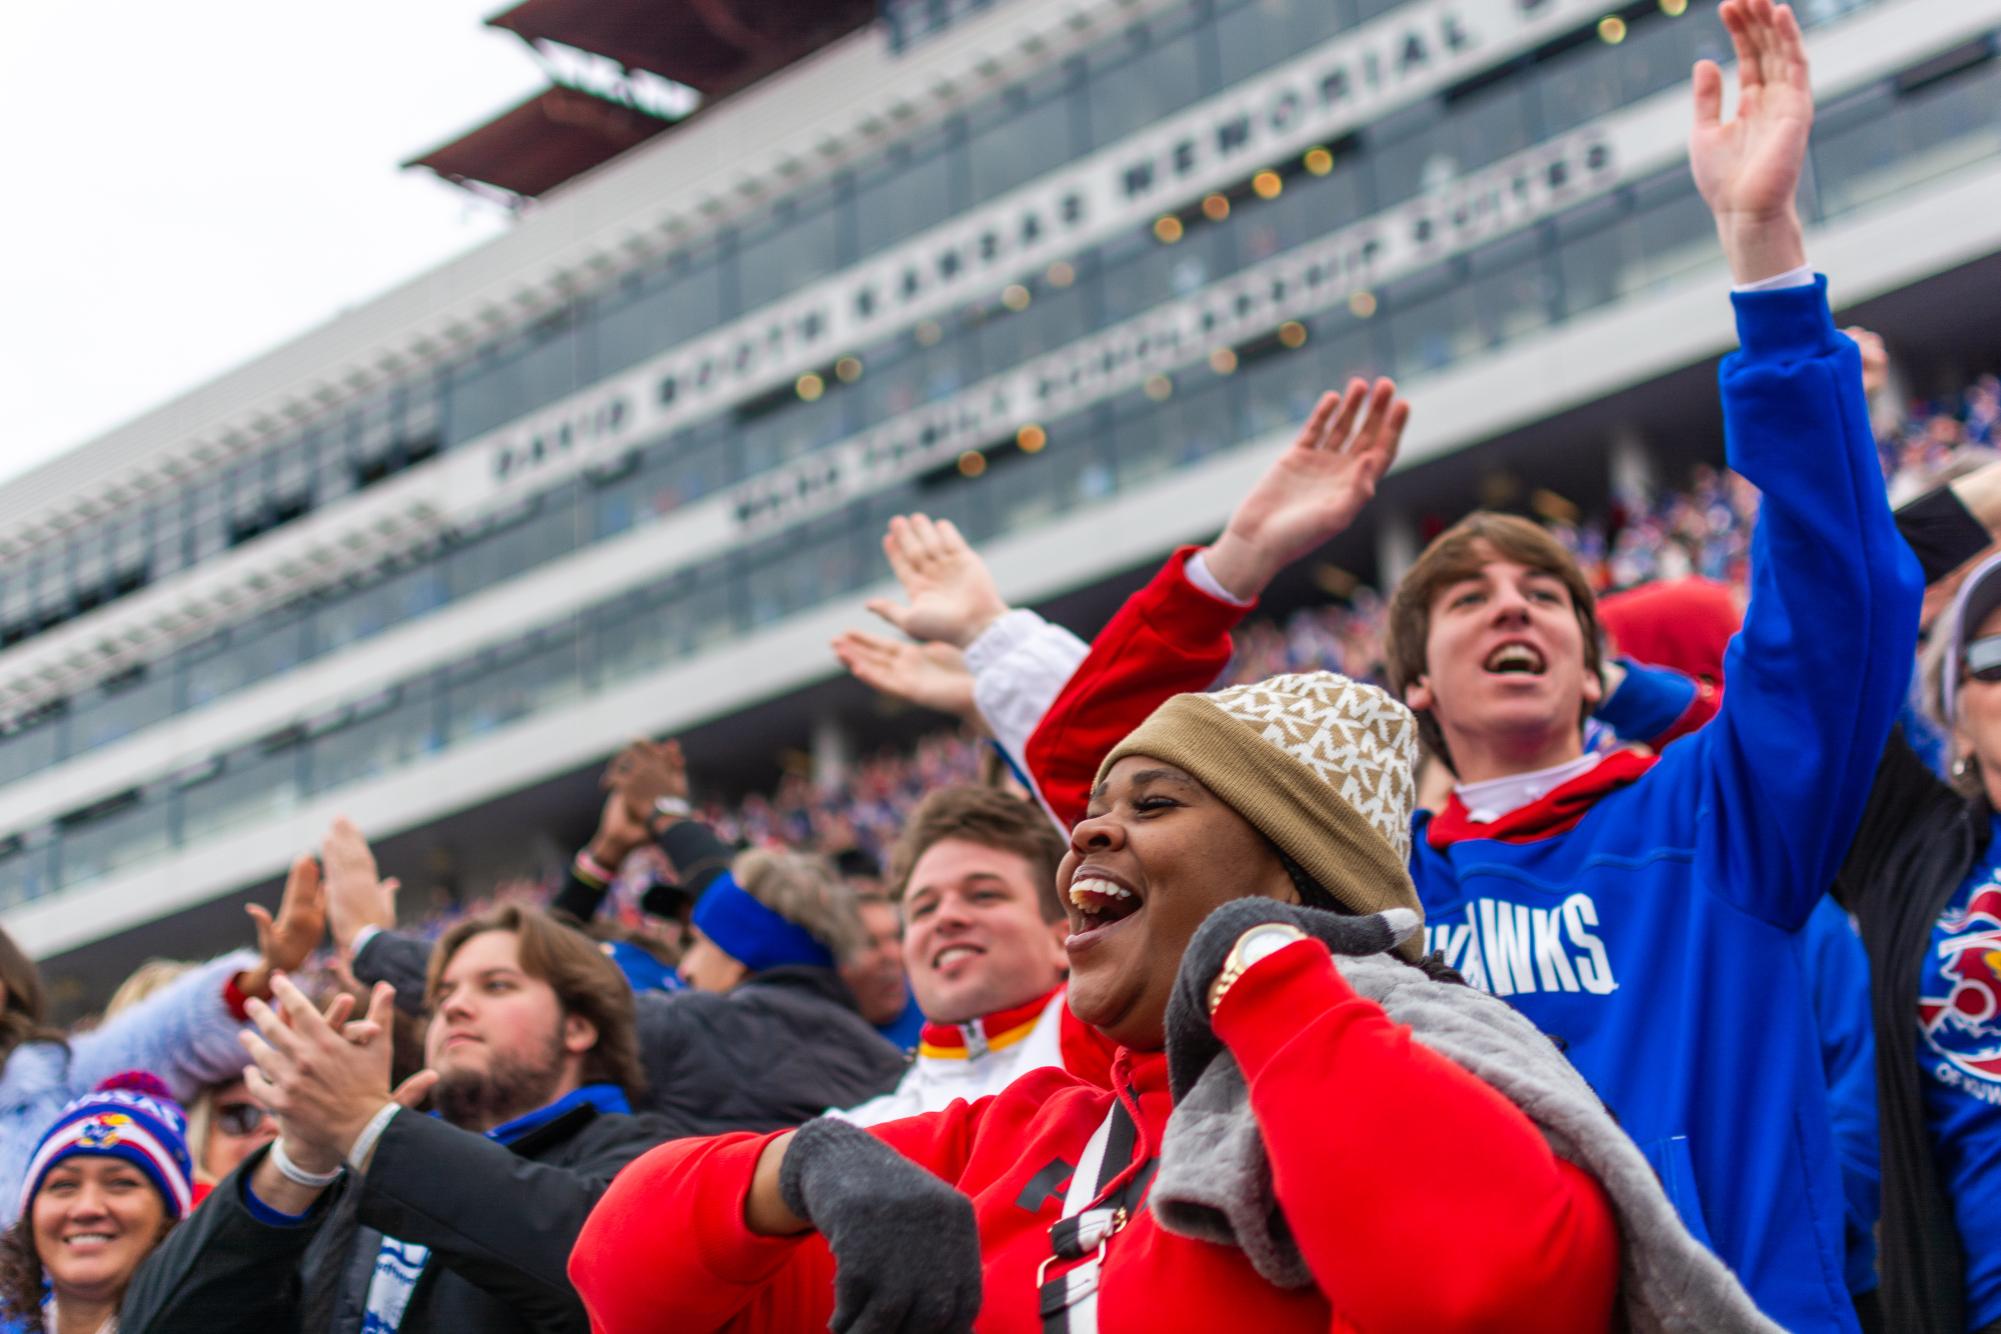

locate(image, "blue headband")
[[692, 872, 836, 972]]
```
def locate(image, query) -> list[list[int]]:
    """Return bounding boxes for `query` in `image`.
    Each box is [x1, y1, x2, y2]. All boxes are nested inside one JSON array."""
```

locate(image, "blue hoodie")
[[1416, 279, 1921, 1333]]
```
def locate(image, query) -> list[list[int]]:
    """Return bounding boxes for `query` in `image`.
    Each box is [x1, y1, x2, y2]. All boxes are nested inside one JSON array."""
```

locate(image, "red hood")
[[1598, 576, 1743, 685]]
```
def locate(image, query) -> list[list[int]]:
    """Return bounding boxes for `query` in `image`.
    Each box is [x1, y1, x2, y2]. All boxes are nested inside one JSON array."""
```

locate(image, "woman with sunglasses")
[[186, 1080, 277, 1203], [1837, 524, 2001, 1334]]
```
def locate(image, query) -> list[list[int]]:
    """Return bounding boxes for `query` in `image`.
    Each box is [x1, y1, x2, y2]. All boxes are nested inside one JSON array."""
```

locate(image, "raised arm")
[[24, 850, 322, 1123], [1022, 381, 1409, 828], [831, 630, 981, 723], [1670, 0, 1924, 927], [839, 512, 1093, 821]]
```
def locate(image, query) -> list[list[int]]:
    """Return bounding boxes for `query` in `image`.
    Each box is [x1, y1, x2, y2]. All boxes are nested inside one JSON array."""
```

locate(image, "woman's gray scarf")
[[1150, 953, 1782, 1332]]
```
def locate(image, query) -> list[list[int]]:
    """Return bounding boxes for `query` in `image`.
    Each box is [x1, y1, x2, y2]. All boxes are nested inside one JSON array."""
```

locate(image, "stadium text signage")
[[477, 0, 1616, 501], [729, 128, 1618, 532]]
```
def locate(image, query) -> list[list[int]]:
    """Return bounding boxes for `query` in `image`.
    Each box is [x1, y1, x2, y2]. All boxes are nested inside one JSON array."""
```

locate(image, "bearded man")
[[124, 905, 679, 1333]]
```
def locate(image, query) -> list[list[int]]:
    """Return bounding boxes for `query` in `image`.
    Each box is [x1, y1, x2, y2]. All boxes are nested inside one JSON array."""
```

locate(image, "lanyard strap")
[[1038, 1097, 1153, 1333]]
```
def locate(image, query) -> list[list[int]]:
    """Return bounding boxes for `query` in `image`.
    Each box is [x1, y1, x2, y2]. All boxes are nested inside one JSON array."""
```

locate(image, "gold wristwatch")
[[1206, 923, 1309, 1015]]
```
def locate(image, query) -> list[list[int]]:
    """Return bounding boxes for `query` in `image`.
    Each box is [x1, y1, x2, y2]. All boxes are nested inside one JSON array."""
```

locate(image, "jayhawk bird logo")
[[76, 1113, 132, 1149], [1920, 884, 2001, 1083]]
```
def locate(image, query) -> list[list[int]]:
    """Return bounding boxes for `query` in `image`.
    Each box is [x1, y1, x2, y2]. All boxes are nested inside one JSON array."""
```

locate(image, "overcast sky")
[[0, 0, 547, 487]]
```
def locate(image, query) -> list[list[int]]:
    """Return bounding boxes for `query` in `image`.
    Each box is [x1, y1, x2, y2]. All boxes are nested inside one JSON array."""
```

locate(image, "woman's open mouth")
[[1065, 875, 1144, 949]]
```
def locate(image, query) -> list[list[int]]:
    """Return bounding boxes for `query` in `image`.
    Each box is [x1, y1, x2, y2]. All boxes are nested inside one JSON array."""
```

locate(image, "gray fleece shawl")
[[1151, 952, 1783, 1333]]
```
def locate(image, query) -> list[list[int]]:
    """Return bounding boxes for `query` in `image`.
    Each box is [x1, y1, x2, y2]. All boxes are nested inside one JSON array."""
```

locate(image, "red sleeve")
[[570, 1131, 835, 1334], [570, 1106, 999, 1334], [1652, 678, 1721, 748], [1023, 547, 1250, 829], [1213, 941, 1620, 1332]]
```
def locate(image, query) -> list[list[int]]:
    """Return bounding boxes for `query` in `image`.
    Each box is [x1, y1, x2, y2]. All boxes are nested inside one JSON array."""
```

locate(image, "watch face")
[[1240, 925, 1303, 969]]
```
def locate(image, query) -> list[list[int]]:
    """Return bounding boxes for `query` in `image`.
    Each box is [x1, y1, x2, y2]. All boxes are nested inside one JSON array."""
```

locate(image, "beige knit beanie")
[[1096, 671, 1424, 961]]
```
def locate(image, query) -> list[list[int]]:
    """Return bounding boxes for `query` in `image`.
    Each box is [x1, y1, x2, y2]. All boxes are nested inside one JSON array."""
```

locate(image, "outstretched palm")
[[832, 630, 978, 720], [1206, 378, 1410, 601], [1689, 0, 1812, 277], [865, 513, 1011, 649]]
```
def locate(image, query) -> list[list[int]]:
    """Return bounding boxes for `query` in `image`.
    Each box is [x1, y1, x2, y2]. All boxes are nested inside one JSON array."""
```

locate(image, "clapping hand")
[[240, 976, 437, 1176]]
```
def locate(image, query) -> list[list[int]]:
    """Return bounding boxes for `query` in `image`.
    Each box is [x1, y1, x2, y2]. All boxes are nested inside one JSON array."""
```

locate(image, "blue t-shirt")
[[1917, 815, 2001, 1329]]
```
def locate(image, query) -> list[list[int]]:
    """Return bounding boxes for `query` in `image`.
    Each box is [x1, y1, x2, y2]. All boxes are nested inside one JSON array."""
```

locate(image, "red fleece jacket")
[[1022, 547, 1721, 831], [570, 937, 1619, 1333]]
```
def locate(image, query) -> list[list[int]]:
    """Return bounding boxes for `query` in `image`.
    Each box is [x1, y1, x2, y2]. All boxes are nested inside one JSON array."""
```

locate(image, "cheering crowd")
[[4, 4, 2000, 1330]]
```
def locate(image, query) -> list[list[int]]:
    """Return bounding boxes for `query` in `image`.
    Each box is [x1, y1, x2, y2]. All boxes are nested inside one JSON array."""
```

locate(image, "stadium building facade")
[[5, 0, 2000, 1002]]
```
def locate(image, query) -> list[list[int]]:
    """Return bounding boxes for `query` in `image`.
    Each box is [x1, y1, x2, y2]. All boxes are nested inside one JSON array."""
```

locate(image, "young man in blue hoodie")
[[994, 3, 1920, 1328]]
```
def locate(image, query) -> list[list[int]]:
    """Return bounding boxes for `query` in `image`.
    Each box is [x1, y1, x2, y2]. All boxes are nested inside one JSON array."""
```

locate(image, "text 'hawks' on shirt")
[[1424, 893, 1617, 997]]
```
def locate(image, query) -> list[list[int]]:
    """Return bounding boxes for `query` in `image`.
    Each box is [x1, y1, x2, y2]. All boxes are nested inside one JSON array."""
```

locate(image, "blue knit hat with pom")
[[18, 1072, 194, 1219]]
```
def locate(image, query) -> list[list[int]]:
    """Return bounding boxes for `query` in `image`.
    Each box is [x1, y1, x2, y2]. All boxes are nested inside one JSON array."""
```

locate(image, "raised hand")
[[1845, 326, 1888, 399], [832, 630, 979, 721], [1690, 0, 1812, 283], [611, 739, 688, 821], [322, 817, 398, 960], [240, 976, 437, 1175], [864, 514, 1011, 650], [1204, 379, 1410, 603], [238, 854, 328, 1001]]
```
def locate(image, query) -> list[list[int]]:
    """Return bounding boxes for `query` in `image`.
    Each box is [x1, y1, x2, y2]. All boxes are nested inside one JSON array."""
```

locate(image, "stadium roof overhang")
[[408, 0, 878, 203], [487, 0, 874, 95], [404, 85, 675, 204]]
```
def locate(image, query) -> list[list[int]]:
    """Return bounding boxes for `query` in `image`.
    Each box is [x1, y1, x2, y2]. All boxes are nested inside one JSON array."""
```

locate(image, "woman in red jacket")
[[572, 672, 1771, 1333]]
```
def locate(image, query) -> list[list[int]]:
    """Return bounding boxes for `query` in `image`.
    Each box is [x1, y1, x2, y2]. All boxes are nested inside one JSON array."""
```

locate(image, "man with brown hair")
[[982, 7, 1917, 1328], [123, 903, 676, 1334], [838, 786, 1116, 1126]]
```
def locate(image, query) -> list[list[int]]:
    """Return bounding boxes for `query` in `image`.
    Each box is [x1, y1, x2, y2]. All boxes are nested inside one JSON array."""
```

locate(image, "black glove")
[[1165, 898, 1420, 1099], [778, 1116, 983, 1333]]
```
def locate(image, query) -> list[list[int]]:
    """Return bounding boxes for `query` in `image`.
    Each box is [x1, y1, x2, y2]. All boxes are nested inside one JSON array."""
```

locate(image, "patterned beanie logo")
[[1202, 672, 1419, 864], [77, 1113, 133, 1149]]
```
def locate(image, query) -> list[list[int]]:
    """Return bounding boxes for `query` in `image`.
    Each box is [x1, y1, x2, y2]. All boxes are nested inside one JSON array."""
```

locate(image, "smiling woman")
[[0, 1074, 194, 1334], [570, 671, 1778, 1334]]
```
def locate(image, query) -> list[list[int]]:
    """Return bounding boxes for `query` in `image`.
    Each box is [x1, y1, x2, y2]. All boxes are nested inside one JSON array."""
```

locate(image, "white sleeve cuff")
[[1185, 550, 1257, 608], [969, 611, 1090, 764], [350, 924, 382, 958], [1732, 264, 1815, 293], [346, 1102, 402, 1171], [963, 609, 1047, 676]]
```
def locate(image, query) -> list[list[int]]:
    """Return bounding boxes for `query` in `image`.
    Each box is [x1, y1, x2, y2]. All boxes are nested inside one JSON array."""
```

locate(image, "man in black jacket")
[[122, 904, 682, 1334], [350, 839, 907, 1132]]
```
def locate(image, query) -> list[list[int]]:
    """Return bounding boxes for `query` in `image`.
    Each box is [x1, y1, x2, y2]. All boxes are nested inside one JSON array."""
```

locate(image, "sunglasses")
[[1967, 635, 2001, 683], [214, 1102, 271, 1137]]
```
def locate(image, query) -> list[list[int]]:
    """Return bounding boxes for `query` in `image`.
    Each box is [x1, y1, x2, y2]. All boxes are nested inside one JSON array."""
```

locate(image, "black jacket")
[[1836, 729, 1990, 1334], [120, 1096, 671, 1333], [1827, 481, 2001, 1334], [355, 932, 905, 1132]]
